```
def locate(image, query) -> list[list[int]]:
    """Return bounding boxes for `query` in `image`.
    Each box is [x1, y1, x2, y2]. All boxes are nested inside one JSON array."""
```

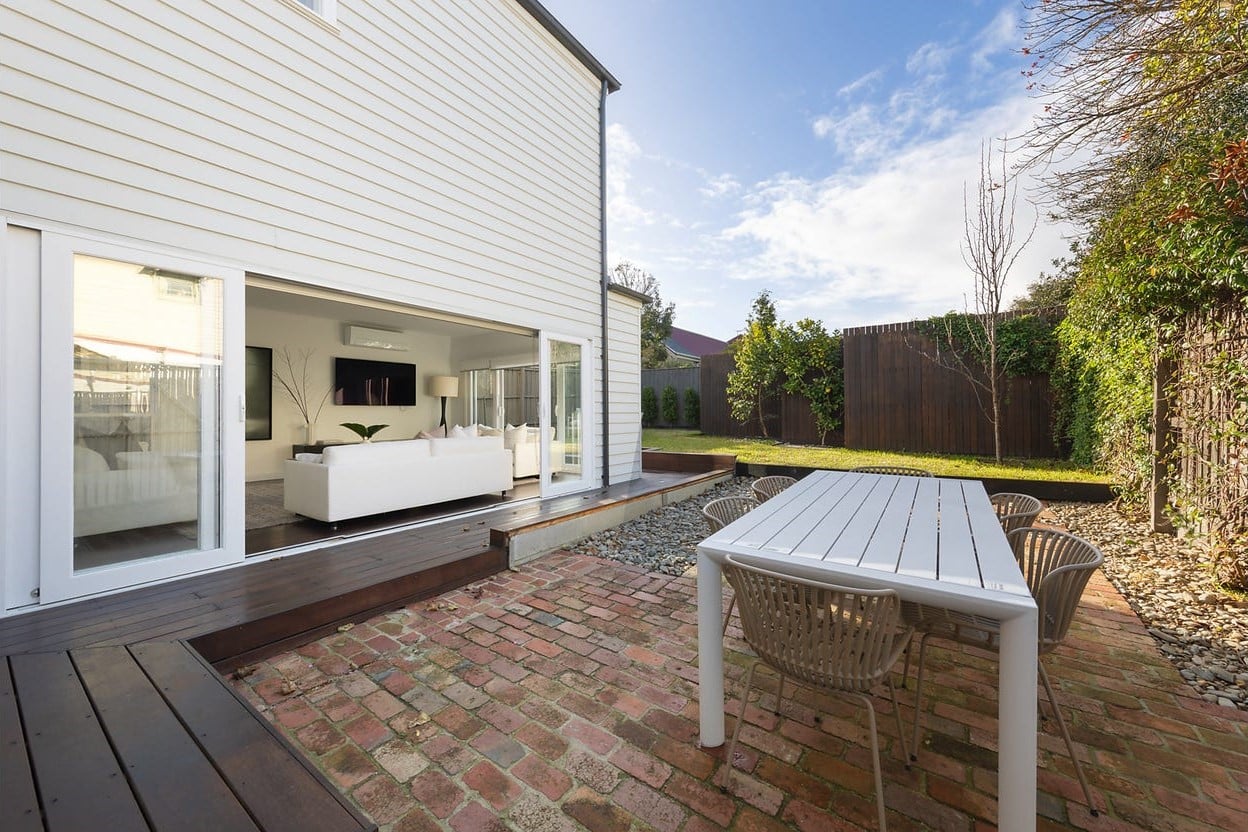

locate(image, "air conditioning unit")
[[344, 325, 408, 351]]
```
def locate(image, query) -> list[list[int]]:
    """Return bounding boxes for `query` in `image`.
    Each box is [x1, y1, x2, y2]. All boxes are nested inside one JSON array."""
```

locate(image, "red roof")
[[665, 326, 730, 358]]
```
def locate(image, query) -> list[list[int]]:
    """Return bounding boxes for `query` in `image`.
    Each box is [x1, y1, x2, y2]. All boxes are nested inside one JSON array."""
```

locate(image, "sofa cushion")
[[477, 424, 502, 437], [450, 424, 478, 438], [429, 436, 504, 456], [323, 439, 431, 466]]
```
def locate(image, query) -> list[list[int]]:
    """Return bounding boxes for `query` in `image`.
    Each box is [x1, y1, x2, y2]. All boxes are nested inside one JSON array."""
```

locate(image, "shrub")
[[684, 387, 700, 427], [661, 385, 680, 425], [641, 387, 658, 427]]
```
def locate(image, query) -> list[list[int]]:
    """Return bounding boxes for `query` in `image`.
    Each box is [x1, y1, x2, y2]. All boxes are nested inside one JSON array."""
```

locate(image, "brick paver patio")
[[233, 551, 1248, 831]]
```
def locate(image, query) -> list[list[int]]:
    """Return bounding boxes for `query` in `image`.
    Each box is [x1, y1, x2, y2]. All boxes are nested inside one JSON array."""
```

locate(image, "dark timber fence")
[[842, 321, 1057, 458], [640, 366, 700, 427]]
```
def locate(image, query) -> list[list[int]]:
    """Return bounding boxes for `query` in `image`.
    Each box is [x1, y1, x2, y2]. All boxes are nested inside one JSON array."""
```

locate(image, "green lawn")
[[642, 429, 1111, 483]]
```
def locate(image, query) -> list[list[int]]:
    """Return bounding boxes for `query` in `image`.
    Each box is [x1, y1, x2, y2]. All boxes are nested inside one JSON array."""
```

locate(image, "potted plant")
[[340, 422, 388, 442]]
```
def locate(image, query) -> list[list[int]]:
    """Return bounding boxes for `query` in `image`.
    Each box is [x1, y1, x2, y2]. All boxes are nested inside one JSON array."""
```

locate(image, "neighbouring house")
[[0, 0, 639, 614], [664, 326, 730, 365]]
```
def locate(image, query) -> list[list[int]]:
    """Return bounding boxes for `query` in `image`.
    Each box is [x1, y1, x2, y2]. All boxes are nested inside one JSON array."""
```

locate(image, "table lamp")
[[428, 375, 459, 428]]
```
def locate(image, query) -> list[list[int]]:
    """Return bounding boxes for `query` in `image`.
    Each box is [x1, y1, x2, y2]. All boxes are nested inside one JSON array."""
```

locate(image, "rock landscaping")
[[569, 476, 1248, 712]]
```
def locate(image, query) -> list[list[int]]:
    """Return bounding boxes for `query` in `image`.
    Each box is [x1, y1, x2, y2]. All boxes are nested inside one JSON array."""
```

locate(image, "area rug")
[[246, 479, 301, 530]]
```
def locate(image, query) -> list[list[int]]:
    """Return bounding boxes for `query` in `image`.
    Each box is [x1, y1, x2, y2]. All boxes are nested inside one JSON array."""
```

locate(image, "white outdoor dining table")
[[696, 470, 1039, 830]]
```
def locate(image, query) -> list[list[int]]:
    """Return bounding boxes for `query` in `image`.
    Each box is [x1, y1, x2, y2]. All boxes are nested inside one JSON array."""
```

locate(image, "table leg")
[[696, 549, 725, 747], [998, 608, 1038, 830]]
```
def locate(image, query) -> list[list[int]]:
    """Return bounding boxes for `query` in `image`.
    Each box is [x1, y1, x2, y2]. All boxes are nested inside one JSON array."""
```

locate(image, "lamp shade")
[[428, 375, 459, 398]]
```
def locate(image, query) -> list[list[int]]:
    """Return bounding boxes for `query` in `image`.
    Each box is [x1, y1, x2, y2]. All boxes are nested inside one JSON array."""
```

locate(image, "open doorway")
[[244, 280, 550, 555]]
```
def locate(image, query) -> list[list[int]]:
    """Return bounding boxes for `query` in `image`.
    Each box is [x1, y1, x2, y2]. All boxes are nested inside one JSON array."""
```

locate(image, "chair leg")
[[909, 632, 932, 761], [853, 692, 889, 832], [720, 660, 757, 794], [885, 677, 910, 769], [1038, 660, 1098, 816], [722, 593, 736, 635], [775, 674, 786, 715]]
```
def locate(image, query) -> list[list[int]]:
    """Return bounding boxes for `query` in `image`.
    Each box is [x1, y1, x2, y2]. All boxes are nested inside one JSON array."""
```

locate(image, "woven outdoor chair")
[[721, 554, 912, 830], [751, 475, 797, 503], [701, 496, 760, 634], [989, 491, 1044, 534], [851, 465, 934, 477], [905, 527, 1103, 815]]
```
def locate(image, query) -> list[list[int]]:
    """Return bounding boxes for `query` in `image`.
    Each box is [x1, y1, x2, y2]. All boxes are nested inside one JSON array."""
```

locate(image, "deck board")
[[0, 660, 42, 832]]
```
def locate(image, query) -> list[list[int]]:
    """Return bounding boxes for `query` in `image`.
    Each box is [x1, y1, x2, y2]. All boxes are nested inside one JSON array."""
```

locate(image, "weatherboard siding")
[[607, 293, 643, 484], [0, 0, 604, 336]]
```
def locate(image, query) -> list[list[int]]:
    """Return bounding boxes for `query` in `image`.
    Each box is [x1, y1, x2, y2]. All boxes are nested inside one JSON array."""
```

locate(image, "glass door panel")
[[40, 240, 242, 603], [539, 334, 591, 496]]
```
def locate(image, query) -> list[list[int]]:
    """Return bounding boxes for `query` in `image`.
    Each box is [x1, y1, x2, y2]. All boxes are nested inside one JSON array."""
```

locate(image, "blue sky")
[[541, 0, 1071, 340]]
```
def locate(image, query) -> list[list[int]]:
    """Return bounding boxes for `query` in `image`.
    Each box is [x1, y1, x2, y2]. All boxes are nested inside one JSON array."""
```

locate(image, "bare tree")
[[913, 141, 1037, 462]]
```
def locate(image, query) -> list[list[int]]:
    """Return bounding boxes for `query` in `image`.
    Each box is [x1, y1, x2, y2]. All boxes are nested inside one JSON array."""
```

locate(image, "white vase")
[[303, 422, 317, 445]]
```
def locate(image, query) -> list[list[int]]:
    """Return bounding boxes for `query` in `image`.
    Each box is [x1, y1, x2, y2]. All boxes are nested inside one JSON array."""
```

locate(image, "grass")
[[642, 429, 1111, 483]]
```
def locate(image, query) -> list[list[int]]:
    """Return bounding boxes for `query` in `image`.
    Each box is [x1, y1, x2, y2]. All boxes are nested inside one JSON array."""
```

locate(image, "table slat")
[[966, 488, 1030, 594], [9, 651, 150, 832], [131, 641, 372, 832], [817, 476, 900, 566], [731, 472, 843, 551], [71, 646, 261, 832], [896, 477, 940, 579], [856, 477, 919, 573], [783, 474, 869, 560], [1, 658, 43, 832], [936, 481, 983, 587]]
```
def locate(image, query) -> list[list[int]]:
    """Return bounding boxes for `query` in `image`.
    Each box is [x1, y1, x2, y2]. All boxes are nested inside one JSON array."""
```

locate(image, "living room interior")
[[243, 281, 558, 553]]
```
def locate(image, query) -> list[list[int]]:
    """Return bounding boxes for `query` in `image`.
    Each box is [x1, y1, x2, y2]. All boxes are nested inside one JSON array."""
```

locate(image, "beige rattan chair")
[[906, 527, 1103, 815], [751, 475, 797, 503], [721, 555, 912, 830], [851, 465, 934, 477], [989, 491, 1044, 533], [702, 496, 760, 634]]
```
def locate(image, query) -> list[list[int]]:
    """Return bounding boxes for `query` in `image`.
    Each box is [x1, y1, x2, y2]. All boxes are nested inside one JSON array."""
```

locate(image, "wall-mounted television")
[[334, 357, 417, 406]]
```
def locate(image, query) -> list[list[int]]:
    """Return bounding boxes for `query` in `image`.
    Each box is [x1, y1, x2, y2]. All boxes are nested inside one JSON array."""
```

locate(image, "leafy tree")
[[661, 385, 680, 425], [727, 291, 781, 437], [776, 319, 843, 444], [683, 387, 700, 428], [611, 262, 676, 368], [1012, 242, 1082, 312], [641, 386, 658, 427]]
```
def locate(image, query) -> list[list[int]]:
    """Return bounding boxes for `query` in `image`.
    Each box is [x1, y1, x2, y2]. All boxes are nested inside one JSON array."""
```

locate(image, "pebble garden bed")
[[567, 477, 1248, 710]]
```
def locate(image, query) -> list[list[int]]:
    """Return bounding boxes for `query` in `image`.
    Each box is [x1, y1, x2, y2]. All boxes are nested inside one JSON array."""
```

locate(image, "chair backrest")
[[1007, 527, 1103, 652], [722, 555, 911, 692], [990, 492, 1043, 533], [851, 466, 934, 477], [701, 496, 758, 533], [751, 475, 797, 503]]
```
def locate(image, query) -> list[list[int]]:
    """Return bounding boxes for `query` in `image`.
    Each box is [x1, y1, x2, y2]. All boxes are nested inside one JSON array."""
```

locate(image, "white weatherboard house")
[[0, 0, 641, 614]]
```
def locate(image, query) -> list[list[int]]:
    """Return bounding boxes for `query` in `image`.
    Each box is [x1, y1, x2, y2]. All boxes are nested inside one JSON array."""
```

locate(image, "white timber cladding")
[[607, 292, 644, 484], [0, 0, 604, 337]]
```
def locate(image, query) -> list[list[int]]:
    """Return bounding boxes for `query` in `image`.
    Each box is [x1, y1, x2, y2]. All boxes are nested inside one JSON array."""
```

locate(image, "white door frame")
[[539, 331, 594, 498], [38, 233, 245, 603]]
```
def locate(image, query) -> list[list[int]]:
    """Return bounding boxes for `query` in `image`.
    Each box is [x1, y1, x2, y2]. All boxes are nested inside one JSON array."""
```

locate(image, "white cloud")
[[699, 173, 741, 199], [906, 41, 955, 77], [971, 8, 1019, 73], [606, 123, 655, 227], [722, 91, 1072, 329], [838, 68, 885, 97]]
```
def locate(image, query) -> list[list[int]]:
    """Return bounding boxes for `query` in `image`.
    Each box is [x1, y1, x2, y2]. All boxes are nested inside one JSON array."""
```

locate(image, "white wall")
[[1, 225, 42, 610], [245, 304, 454, 481], [607, 291, 643, 484], [1, 0, 604, 339]]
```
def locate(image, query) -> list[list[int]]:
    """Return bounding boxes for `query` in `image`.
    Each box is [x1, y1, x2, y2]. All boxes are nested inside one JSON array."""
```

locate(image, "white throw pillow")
[[294, 453, 323, 463], [478, 424, 502, 437]]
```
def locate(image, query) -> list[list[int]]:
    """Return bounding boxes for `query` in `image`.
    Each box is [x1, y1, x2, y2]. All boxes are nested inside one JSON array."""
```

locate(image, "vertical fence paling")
[[842, 321, 1057, 458]]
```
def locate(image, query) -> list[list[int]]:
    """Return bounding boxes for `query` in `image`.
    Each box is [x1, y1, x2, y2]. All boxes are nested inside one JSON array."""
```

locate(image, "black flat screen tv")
[[334, 357, 417, 406]]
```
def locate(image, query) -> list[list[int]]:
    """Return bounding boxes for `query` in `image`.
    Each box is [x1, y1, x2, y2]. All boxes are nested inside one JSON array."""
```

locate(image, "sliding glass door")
[[39, 236, 244, 603], [539, 333, 592, 496]]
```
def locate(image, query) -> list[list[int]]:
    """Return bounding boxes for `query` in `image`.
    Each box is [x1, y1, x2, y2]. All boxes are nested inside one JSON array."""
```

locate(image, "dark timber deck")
[[1, 641, 375, 832]]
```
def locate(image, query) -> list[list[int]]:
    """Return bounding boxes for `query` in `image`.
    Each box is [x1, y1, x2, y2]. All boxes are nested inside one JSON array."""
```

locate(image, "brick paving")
[[233, 551, 1248, 830]]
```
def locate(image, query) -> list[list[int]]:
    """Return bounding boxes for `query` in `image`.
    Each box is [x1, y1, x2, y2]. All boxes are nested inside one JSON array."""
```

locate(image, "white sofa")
[[503, 425, 565, 479], [73, 445, 198, 537], [283, 436, 513, 523]]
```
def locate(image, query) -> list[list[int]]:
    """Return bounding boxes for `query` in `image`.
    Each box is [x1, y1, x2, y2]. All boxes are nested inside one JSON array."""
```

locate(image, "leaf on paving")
[[337, 622, 355, 632], [413, 710, 431, 725], [235, 664, 257, 679], [279, 681, 296, 695]]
